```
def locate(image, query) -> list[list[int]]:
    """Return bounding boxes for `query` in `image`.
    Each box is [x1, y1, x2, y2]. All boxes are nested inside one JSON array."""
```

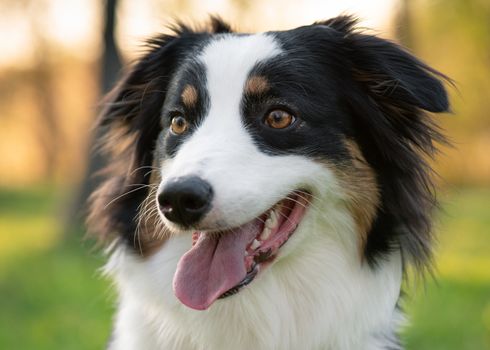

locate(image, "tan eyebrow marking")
[[244, 76, 270, 96], [181, 84, 198, 107]]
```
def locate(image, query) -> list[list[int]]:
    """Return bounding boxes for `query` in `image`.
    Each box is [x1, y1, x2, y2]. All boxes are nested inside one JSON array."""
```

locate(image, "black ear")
[[320, 16, 451, 268], [320, 15, 450, 113], [87, 19, 230, 248], [349, 35, 449, 113]]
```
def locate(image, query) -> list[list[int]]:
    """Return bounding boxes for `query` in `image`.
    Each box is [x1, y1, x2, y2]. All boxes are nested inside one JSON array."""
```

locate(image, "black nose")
[[157, 176, 213, 227]]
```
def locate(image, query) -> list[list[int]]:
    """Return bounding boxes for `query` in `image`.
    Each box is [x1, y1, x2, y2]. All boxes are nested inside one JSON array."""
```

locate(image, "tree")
[[67, 0, 122, 230]]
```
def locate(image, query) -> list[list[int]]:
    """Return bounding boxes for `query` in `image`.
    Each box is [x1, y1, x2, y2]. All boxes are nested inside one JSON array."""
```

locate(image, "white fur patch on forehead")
[[199, 34, 281, 115]]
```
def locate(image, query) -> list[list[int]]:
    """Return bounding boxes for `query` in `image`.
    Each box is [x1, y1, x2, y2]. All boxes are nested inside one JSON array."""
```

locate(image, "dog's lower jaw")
[[106, 214, 404, 350]]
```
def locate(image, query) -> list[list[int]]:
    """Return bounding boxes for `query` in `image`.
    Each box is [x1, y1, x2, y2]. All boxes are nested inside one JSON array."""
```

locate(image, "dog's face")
[[89, 16, 448, 311], [157, 32, 351, 309]]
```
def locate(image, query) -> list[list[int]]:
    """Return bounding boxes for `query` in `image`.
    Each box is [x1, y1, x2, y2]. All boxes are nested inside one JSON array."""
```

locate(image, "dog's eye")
[[264, 110, 295, 129], [170, 115, 189, 135]]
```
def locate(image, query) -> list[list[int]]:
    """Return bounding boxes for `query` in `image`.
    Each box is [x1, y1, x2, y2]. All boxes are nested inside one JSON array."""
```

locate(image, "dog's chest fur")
[[107, 228, 403, 350]]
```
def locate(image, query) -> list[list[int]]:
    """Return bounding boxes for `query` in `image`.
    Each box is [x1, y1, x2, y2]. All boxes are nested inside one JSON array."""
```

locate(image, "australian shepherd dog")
[[88, 15, 450, 350]]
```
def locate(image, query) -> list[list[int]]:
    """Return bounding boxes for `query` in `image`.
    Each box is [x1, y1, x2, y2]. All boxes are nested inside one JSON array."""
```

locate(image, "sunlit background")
[[0, 0, 488, 349]]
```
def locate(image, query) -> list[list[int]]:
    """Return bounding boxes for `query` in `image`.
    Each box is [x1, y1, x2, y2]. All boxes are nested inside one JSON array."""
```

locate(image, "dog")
[[88, 15, 449, 349]]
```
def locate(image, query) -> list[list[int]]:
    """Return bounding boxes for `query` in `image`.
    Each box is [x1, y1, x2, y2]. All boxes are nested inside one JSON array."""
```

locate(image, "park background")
[[0, 0, 489, 348]]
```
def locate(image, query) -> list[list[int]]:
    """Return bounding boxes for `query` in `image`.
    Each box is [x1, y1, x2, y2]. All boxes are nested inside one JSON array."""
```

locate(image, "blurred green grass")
[[0, 188, 113, 349], [402, 187, 490, 350], [0, 187, 488, 349]]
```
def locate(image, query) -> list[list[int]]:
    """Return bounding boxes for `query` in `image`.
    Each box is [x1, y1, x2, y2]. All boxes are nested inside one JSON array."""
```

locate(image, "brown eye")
[[170, 115, 189, 135], [264, 109, 295, 129]]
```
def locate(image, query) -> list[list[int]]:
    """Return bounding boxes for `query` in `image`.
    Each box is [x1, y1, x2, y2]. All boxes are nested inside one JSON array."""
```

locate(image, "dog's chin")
[[170, 190, 312, 311]]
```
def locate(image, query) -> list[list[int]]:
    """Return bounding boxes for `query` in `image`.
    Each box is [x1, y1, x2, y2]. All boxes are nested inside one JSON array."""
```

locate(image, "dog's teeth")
[[260, 226, 271, 240], [265, 210, 278, 229], [251, 239, 261, 250], [270, 210, 278, 227], [265, 217, 273, 229]]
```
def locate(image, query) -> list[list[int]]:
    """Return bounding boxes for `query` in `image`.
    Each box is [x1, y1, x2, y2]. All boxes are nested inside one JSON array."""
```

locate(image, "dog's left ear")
[[319, 15, 450, 113], [317, 16, 451, 267]]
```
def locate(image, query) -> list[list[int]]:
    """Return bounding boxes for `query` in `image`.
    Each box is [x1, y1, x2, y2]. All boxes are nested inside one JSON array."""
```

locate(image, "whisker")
[[144, 169, 158, 178], [104, 185, 151, 209], [129, 165, 159, 177], [286, 193, 324, 215], [295, 189, 323, 203]]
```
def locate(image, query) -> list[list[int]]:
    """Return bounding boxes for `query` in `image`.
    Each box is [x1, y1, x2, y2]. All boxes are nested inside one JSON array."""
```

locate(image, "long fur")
[[87, 16, 449, 350]]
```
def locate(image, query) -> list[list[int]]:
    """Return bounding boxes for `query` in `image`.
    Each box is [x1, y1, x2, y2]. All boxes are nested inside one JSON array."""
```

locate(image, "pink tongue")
[[173, 220, 262, 310]]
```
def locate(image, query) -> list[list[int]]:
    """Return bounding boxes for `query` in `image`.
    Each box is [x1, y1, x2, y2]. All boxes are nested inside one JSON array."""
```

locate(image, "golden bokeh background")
[[0, 0, 488, 349]]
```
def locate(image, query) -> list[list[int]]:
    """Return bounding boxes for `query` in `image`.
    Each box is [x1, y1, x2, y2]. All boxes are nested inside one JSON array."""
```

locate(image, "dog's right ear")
[[87, 19, 231, 248]]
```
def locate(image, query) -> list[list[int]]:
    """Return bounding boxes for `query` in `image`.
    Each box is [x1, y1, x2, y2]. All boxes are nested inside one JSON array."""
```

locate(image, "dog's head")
[[88, 16, 449, 310]]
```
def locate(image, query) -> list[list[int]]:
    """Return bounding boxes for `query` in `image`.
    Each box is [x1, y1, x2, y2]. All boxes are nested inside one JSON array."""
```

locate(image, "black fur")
[[318, 17, 450, 266], [160, 61, 210, 158], [247, 18, 449, 266], [87, 21, 221, 248], [88, 16, 449, 271]]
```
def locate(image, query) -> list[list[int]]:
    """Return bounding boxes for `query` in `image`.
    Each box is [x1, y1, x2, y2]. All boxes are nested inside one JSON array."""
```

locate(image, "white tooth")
[[266, 210, 277, 228], [260, 226, 271, 240], [269, 210, 278, 227], [251, 239, 261, 250], [265, 218, 272, 229]]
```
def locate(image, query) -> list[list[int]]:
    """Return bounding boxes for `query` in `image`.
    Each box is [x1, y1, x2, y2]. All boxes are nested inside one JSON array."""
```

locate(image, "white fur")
[[106, 34, 404, 350], [158, 33, 291, 230]]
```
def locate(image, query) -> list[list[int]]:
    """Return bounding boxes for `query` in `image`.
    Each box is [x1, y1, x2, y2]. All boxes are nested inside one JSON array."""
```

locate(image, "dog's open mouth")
[[172, 190, 311, 310]]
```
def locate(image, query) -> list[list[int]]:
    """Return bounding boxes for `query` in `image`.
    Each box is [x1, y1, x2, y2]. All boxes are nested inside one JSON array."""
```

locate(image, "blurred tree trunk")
[[32, 62, 60, 179], [26, 0, 61, 180], [396, 0, 413, 49], [101, 0, 122, 93], [66, 0, 121, 232]]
